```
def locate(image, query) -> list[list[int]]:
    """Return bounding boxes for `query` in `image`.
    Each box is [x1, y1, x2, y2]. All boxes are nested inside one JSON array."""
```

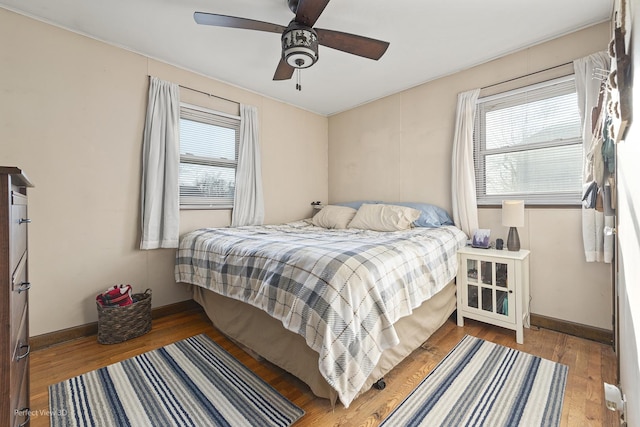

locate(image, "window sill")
[[180, 205, 233, 210], [478, 204, 581, 209]]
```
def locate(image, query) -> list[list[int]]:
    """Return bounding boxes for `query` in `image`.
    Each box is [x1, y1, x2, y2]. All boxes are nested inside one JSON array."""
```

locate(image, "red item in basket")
[[96, 284, 133, 307]]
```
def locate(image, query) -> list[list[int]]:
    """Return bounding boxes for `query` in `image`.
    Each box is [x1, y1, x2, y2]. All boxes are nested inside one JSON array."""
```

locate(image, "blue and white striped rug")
[[49, 334, 304, 427], [381, 335, 568, 427]]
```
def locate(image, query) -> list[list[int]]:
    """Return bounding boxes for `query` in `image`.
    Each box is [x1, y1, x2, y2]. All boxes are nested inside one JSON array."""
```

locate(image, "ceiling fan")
[[193, 0, 390, 83]]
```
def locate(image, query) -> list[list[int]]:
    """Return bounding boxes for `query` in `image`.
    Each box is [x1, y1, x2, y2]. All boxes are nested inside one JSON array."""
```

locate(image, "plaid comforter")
[[175, 221, 467, 407]]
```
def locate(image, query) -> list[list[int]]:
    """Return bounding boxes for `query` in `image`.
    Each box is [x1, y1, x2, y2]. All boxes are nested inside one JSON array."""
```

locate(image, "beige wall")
[[617, 0, 639, 422], [0, 6, 615, 335], [329, 23, 613, 329], [0, 8, 328, 336]]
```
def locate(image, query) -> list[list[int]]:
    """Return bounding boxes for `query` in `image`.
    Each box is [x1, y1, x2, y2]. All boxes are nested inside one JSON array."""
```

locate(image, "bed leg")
[[372, 378, 386, 390]]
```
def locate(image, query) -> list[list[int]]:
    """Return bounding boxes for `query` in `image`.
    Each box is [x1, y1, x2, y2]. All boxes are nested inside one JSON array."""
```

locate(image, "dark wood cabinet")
[[0, 167, 33, 427]]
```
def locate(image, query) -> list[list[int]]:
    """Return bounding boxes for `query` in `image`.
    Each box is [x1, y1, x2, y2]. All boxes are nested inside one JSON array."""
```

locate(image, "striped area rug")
[[49, 334, 304, 427], [381, 335, 568, 427]]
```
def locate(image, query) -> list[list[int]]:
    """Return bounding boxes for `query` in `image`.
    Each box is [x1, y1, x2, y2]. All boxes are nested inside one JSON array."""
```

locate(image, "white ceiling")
[[1, 0, 612, 116]]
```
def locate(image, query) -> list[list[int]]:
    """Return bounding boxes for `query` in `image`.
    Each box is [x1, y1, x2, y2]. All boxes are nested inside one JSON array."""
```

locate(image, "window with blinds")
[[179, 103, 239, 209], [473, 75, 583, 206]]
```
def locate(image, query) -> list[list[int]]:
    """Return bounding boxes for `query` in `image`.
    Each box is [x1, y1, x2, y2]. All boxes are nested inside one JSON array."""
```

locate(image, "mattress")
[[176, 221, 467, 406], [192, 281, 457, 405]]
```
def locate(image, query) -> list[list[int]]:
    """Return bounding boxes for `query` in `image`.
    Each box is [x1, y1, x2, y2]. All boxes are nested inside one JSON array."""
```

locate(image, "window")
[[473, 76, 583, 205], [179, 103, 240, 209]]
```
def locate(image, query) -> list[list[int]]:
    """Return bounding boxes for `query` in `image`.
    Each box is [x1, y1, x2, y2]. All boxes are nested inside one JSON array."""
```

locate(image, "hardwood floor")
[[30, 308, 619, 426]]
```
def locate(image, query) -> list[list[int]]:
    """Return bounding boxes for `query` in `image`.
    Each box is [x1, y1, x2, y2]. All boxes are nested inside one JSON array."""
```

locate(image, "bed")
[[175, 204, 467, 408]]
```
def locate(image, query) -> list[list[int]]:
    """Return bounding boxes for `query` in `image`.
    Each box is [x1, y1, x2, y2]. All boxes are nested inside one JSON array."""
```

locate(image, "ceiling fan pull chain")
[[296, 69, 302, 91]]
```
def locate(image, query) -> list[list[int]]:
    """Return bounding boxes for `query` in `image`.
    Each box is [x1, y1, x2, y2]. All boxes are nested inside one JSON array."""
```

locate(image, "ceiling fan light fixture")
[[281, 23, 318, 68], [194, 4, 390, 82]]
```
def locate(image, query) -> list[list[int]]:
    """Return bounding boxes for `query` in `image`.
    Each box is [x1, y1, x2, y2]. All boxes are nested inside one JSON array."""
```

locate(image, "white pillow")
[[312, 205, 357, 229], [348, 203, 421, 232]]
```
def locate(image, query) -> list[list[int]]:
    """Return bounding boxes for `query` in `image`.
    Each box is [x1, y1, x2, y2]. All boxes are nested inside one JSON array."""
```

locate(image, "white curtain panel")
[[231, 104, 264, 227], [573, 51, 611, 262], [451, 88, 481, 238], [139, 76, 180, 249]]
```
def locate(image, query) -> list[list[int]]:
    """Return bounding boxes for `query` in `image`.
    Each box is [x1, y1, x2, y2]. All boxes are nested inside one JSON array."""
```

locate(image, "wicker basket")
[[97, 289, 152, 344]]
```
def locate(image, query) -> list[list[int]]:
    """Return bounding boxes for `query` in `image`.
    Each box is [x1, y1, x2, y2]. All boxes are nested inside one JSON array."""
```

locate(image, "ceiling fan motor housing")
[[282, 22, 318, 68]]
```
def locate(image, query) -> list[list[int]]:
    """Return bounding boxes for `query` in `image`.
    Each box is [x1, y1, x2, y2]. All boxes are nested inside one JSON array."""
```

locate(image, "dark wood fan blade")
[[194, 12, 286, 34], [273, 58, 295, 80], [316, 28, 389, 60], [294, 0, 331, 27]]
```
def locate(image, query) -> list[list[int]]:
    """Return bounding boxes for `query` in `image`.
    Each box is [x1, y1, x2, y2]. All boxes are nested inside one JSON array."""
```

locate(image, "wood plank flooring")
[[29, 308, 619, 426]]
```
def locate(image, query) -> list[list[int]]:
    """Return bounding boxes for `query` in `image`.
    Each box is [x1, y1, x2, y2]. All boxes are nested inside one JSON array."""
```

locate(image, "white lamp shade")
[[502, 200, 525, 227]]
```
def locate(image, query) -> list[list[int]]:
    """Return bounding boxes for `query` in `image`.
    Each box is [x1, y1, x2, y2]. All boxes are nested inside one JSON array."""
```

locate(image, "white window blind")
[[179, 103, 240, 209], [474, 76, 583, 205]]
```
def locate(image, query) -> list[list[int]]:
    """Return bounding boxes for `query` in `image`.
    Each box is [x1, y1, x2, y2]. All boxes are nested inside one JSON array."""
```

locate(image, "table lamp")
[[502, 200, 524, 251]]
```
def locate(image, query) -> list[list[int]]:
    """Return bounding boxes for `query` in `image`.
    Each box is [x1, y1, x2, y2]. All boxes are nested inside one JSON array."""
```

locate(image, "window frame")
[[473, 75, 583, 206], [179, 102, 240, 210]]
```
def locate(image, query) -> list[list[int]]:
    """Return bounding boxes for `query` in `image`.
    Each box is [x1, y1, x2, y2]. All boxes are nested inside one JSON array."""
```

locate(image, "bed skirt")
[[192, 281, 456, 405]]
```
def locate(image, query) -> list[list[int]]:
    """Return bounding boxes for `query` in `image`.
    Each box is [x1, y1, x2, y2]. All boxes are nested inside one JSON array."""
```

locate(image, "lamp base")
[[507, 227, 520, 251]]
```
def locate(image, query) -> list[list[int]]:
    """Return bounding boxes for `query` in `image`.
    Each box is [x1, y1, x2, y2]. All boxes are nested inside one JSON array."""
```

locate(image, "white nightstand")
[[456, 246, 530, 344]]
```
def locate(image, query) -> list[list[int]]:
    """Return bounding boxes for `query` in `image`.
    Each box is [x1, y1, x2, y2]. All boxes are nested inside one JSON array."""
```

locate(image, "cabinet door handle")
[[16, 343, 30, 360], [17, 408, 30, 427], [18, 282, 31, 293], [18, 218, 31, 224]]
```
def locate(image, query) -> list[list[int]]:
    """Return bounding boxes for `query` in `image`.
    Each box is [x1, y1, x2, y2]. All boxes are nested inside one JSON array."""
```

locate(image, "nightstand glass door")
[[495, 262, 508, 316], [466, 259, 479, 309], [463, 256, 515, 323], [481, 261, 493, 313]]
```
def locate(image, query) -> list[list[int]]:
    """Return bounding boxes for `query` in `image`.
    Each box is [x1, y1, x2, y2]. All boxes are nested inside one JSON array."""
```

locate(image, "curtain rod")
[[178, 84, 239, 105], [481, 61, 573, 90]]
